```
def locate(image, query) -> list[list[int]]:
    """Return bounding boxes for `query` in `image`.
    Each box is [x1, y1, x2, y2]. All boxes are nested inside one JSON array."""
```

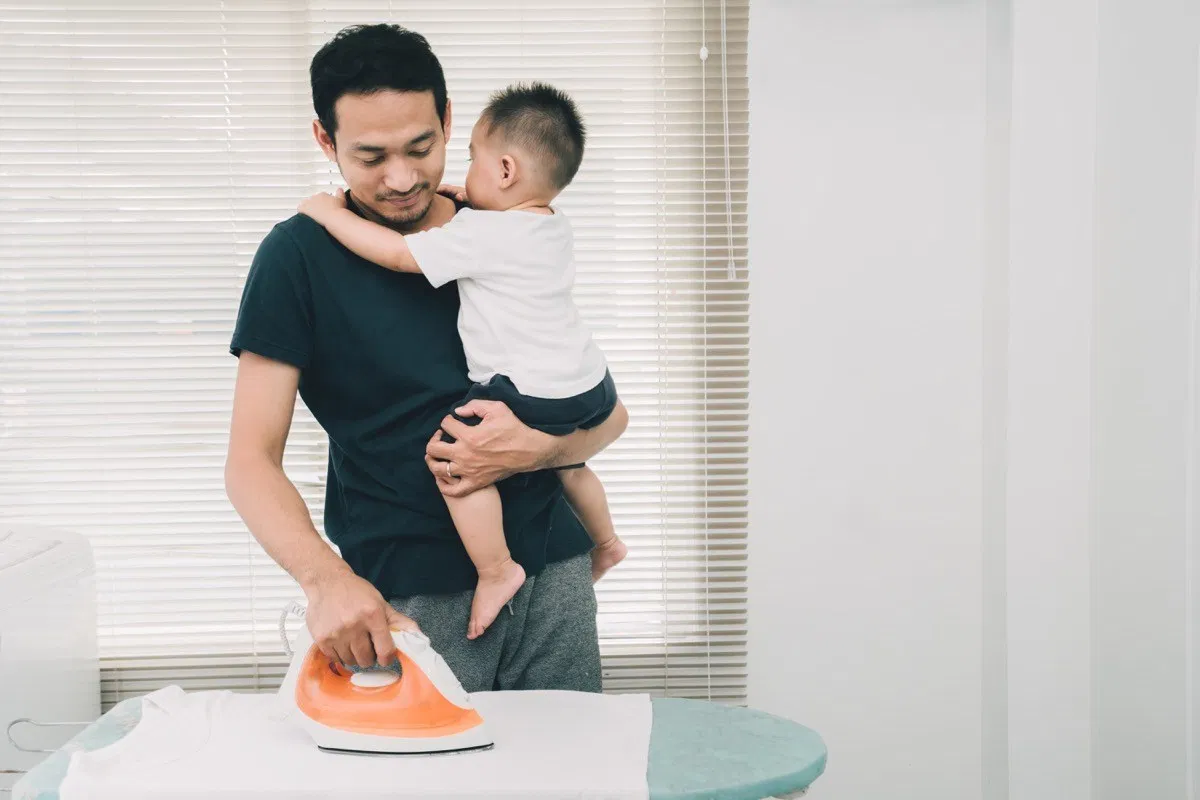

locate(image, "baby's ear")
[[499, 154, 518, 188]]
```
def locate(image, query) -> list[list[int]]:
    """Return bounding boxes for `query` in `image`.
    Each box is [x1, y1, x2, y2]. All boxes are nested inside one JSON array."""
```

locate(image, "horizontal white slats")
[[0, 0, 750, 710]]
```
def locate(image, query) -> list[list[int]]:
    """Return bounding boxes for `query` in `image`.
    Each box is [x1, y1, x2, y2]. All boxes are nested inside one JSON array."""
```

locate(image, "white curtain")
[[0, 0, 749, 708]]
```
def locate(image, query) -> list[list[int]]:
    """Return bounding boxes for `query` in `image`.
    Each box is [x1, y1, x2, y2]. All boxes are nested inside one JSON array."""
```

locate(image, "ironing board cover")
[[12, 696, 827, 800]]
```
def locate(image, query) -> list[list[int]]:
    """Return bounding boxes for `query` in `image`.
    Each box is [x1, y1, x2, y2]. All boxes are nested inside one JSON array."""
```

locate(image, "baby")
[[299, 83, 626, 640]]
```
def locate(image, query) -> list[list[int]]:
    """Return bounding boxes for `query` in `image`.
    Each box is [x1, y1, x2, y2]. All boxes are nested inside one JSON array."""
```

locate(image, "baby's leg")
[[444, 487, 526, 639], [558, 466, 626, 582]]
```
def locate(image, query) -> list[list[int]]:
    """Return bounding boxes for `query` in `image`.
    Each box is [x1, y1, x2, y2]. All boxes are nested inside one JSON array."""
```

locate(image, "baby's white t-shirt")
[[404, 207, 607, 399]]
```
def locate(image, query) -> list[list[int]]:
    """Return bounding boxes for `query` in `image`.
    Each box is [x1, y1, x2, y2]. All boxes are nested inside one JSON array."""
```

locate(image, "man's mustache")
[[377, 185, 430, 201]]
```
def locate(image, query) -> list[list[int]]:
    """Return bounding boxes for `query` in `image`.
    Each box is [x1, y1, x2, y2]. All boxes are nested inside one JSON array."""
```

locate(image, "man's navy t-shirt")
[[229, 199, 591, 598]]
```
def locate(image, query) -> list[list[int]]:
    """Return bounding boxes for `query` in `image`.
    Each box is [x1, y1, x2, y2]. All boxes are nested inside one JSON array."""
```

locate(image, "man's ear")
[[313, 119, 336, 162], [442, 98, 453, 146]]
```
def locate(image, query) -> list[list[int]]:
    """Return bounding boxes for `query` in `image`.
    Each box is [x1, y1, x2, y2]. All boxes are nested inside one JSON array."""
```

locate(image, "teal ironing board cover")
[[13, 695, 827, 800]]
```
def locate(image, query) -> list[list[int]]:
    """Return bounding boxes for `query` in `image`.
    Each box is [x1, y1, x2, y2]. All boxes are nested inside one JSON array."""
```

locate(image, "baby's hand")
[[298, 189, 347, 223], [437, 183, 468, 204]]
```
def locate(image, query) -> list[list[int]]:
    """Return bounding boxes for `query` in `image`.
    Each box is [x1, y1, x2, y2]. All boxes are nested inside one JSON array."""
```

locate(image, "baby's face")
[[464, 120, 507, 211]]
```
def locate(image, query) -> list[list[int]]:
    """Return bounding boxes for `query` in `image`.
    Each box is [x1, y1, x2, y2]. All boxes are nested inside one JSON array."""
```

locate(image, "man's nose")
[[382, 162, 419, 194]]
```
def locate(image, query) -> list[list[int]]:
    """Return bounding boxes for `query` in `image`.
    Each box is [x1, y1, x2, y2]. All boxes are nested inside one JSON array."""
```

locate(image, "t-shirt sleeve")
[[229, 224, 314, 369], [403, 210, 484, 288]]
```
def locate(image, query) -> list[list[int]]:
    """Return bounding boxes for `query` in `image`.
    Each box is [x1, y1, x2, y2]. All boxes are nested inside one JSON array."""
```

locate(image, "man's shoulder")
[[265, 212, 328, 249], [249, 214, 337, 276]]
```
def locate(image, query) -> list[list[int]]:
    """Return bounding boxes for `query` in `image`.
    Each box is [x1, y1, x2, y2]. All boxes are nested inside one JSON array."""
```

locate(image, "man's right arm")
[[224, 350, 415, 667], [224, 351, 344, 590]]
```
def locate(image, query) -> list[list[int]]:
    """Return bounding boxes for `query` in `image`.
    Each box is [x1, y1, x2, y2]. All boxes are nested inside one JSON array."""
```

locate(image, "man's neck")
[[408, 194, 458, 233]]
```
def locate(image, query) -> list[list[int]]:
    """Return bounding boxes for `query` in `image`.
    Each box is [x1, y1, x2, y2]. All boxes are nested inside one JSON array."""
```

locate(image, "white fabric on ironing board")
[[59, 686, 652, 800]]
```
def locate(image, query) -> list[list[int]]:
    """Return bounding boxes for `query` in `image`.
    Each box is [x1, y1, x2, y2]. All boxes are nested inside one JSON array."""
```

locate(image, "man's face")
[[314, 90, 451, 230]]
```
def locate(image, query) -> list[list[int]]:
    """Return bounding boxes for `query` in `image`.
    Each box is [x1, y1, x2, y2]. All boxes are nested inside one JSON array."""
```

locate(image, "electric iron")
[[277, 605, 494, 756]]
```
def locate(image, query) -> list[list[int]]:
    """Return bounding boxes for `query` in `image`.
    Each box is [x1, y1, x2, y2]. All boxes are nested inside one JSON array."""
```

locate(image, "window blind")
[[0, 0, 749, 709]]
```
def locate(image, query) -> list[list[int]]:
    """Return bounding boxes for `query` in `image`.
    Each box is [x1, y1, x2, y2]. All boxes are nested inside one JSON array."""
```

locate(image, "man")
[[224, 23, 626, 693]]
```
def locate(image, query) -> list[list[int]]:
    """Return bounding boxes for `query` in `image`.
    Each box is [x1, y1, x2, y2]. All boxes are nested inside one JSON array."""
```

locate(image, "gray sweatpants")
[[387, 552, 602, 694]]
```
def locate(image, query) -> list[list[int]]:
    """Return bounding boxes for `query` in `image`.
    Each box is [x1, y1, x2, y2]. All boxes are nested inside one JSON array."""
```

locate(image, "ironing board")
[[11, 695, 827, 800]]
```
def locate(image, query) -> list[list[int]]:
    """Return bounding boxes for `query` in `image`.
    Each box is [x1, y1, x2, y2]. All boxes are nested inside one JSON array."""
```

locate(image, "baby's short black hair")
[[481, 82, 586, 190]]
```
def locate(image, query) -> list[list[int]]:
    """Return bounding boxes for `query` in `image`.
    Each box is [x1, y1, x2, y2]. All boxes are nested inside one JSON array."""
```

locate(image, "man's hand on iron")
[[302, 565, 419, 668], [424, 399, 552, 497]]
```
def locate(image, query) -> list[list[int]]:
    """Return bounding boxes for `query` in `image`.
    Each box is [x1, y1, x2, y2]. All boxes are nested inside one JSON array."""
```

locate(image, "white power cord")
[[278, 600, 307, 657]]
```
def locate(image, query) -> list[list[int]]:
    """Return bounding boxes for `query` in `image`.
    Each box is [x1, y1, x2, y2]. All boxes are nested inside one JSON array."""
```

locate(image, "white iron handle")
[[389, 629, 472, 708], [279, 601, 419, 658]]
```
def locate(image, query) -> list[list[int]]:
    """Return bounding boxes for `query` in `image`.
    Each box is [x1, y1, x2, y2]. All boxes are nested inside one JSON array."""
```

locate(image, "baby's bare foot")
[[468, 558, 526, 639], [590, 537, 627, 583]]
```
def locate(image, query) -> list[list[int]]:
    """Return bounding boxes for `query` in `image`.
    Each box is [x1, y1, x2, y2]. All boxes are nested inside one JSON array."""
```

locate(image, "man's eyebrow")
[[408, 129, 436, 147], [351, 130, 436, 153]]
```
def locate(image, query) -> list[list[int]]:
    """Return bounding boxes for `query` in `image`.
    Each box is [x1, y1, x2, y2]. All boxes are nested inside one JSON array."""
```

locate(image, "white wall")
[[747, 3, 988, 797], [1003, 1, 1096, 796], [747, 1, 1200, 798], [1089, 1, 1200, 797]]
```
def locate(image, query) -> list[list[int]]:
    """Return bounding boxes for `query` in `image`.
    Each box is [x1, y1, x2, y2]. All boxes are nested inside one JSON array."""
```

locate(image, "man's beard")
[[369, 187, 433, 229]]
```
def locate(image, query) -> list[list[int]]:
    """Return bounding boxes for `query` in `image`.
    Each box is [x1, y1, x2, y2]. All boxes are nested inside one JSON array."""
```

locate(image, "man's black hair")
[[311, 24, 448, 144]]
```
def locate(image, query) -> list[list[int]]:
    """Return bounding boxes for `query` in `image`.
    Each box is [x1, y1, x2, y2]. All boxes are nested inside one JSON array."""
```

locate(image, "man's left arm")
[[425, 399, 629, 497]]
